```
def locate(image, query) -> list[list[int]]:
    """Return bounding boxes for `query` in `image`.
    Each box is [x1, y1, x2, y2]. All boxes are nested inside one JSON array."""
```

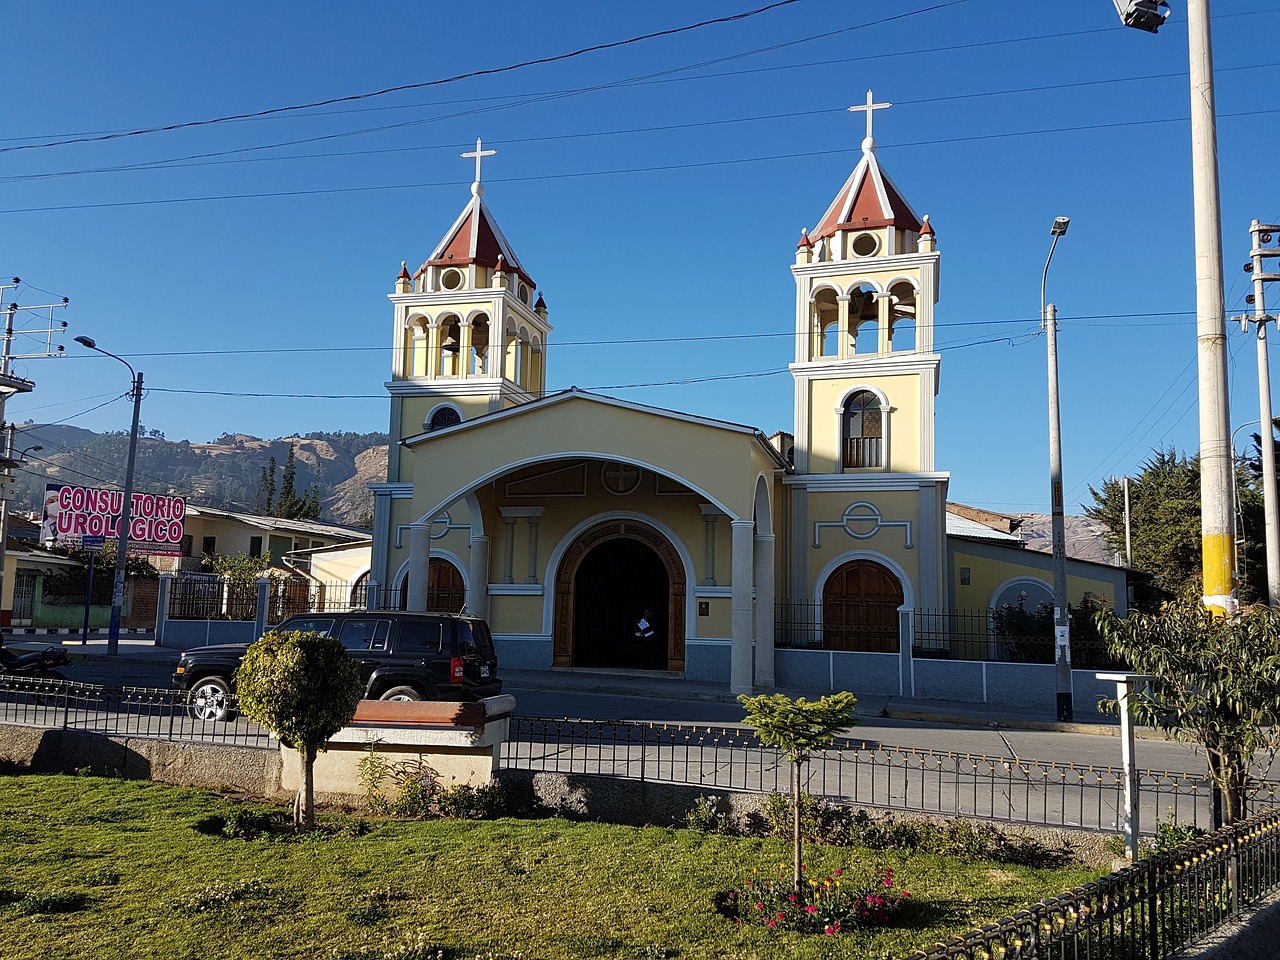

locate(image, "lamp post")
[[1043, 215, 1073, 722], [73, 336, 142, 656]]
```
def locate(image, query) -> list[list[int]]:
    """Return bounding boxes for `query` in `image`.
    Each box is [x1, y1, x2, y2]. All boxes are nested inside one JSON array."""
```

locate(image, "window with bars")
[[843, 390, 883, 468]]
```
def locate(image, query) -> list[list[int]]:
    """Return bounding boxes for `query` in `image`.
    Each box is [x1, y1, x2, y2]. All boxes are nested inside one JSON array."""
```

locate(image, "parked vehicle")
[[171, 611, 502, 722], [0, 644, 72, 680]]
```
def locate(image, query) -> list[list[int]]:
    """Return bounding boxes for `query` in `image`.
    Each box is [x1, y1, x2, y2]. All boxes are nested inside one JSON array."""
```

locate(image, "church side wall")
[[949, 540, 1128, 615]]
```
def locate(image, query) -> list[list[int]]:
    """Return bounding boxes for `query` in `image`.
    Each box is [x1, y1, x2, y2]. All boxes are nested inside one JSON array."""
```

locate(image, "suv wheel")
[[379, 685, 422, 702], [189, 677, 236, 722]]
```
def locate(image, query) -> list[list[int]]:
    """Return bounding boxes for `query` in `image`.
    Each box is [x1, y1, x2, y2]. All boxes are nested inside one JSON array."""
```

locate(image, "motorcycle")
[[0, 644, 72, 680]]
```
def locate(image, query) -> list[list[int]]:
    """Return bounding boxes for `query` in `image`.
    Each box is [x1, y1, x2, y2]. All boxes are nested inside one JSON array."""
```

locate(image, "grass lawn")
[[0, 775, 1106, 960]]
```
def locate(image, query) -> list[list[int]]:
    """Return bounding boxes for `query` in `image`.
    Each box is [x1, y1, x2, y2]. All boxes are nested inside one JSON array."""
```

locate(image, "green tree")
[[737, 692, 858, 897], [1097, 599, 1280, 825], [1087, 445, 1265, 605], [257, 456, 276, 514], [234, 630, 362, 830]]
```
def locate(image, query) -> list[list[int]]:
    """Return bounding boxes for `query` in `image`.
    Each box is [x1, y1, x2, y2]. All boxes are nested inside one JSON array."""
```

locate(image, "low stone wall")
[[0, 722, 282, 796]]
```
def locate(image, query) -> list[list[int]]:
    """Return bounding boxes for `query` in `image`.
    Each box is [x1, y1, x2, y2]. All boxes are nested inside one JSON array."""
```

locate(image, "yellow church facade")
[[368, 118, 1129, 710]]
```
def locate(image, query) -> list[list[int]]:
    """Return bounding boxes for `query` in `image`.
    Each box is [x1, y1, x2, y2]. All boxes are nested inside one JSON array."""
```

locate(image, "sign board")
[[41, 483, 185, 556]]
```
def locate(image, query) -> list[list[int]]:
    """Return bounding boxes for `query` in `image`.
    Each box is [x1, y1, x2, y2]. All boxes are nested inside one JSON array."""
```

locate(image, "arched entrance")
[[823, 559, 903, 652], [399, 557, 466, 612], [554, 520, 686, 670]]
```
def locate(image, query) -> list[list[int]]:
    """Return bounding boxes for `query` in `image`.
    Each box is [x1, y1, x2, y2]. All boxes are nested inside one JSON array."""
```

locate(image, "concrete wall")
[[0, 722, 281, 795]]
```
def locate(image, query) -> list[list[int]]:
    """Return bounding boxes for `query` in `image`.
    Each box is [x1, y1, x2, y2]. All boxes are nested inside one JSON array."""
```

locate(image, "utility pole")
[[0, 281, 69, 629], [1238, 221, 1280, 604], [1114, 0, 1237, 615]]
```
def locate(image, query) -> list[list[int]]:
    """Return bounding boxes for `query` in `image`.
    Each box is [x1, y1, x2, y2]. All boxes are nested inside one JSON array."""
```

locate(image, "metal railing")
[[501, 717, 1280, 833], [909, 808, 1280, 960], [0, 674, 273, 749]]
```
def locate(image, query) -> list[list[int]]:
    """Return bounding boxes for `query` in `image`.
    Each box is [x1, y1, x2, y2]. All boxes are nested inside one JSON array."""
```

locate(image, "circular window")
[[441, 268, 463, 291], [851, 233, 879, 257], [518, 283, 530, 304]]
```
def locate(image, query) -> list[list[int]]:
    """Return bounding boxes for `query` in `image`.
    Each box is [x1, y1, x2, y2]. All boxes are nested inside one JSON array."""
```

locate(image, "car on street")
[[170, 611, 502, 721]]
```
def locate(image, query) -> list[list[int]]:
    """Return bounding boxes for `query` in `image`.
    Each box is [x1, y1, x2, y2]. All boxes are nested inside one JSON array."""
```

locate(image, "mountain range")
[[9, 424, 389, 527]]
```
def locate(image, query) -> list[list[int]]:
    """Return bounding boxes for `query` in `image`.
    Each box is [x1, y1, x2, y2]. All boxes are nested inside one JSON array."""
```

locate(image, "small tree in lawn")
[[1097, 599, 1280, 825], [738, 692, 858, 898], [235, 630, 362, 830]]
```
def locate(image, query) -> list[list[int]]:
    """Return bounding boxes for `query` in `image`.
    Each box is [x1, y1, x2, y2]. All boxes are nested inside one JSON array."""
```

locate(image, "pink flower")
[[804, 905, 818, 914], [754, 903, 764, 911], [833, 869, 843, 876], [787, 895, 796, 903], [766, 920, 776, 928]]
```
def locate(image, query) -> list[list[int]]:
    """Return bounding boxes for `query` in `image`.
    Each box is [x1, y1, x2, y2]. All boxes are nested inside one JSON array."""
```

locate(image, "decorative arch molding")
[[464, 307, 492, 326], [412, 491, 485, 538], [883, 275, 921, 295], [814, 549, 915, 610], [550, 516, 688, 669], [833, 383, 891, 412], [988, 575, 1052, 612], [417, 455, 743, 539], [842, 278, 886, 298], [405, 312, 431, 334], [752, 474, 773, 538]]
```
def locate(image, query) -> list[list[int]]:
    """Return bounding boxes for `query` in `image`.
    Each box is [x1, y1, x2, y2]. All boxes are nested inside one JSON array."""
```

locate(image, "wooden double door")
[[822, 559, 903, 652]]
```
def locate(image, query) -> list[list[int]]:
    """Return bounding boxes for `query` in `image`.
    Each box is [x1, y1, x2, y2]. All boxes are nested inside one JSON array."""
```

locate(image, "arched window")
[[427, 406, 462, 432], [842, 391, 883, 468]]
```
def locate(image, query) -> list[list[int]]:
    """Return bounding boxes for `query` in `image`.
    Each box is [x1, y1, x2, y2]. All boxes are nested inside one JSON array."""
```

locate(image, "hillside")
[[10, 425, 389, 527]]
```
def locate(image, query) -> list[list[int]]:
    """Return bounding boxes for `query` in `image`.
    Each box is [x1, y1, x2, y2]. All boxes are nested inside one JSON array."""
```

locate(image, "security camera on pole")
[[73, 336, 142, 656]]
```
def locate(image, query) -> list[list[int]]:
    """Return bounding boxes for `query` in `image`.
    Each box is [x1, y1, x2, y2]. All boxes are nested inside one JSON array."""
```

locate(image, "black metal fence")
[[500, 717, 1279, 833], [909, 807, 1280, 960], [0, 674, 273, 749], [165, 572, 359, 623]]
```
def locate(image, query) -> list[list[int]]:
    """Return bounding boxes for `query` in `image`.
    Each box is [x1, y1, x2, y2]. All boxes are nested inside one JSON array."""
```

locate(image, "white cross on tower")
[[462, 137, 497, 195], [847, 89, 892, 152]]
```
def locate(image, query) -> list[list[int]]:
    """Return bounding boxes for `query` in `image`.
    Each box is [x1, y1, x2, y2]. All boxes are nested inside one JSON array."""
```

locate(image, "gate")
[[12, 570, 35, 622]]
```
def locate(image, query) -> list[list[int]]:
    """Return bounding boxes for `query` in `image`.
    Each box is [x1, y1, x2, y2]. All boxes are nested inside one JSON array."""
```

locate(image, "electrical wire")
[[0, 0, 835, 155]]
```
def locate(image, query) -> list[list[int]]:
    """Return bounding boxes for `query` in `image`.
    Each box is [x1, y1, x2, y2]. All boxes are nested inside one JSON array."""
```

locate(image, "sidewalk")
[[0, 631, 1134, 737]]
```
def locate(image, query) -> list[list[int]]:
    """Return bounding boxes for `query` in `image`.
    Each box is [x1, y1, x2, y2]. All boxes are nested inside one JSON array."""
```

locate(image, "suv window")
[[281, 618, 336, 637], [339, 618, 391, 652], [398, 618, 445, 654], [455, 620, 478, 657]]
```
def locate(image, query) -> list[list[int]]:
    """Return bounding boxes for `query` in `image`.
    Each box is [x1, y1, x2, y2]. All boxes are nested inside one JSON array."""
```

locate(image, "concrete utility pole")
[[1114, 0, 1237, 614], [1238, 221, 1280, 604], [1042, 217, 1073, 723]]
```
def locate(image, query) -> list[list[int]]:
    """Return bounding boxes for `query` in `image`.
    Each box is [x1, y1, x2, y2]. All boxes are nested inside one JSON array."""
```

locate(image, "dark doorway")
[[573, 538, 669, 668], [398, 558, 466, 613]]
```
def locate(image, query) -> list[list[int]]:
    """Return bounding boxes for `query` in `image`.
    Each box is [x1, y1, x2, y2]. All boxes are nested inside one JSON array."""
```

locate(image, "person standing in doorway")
[[635, 608, 657, 668]]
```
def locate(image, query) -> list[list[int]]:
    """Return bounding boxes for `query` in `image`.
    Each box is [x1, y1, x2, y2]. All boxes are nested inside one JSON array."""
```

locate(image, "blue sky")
[[5, 1, 1278, 516]]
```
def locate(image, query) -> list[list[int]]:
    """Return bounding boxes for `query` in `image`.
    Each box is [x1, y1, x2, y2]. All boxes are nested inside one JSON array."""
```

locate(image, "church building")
[[368, 104, 1129, 711]]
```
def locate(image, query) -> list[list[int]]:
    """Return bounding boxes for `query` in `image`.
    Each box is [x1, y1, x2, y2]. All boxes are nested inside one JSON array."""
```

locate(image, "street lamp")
[[73, 335, 142, 656], [1042, 215, 1073, 722]]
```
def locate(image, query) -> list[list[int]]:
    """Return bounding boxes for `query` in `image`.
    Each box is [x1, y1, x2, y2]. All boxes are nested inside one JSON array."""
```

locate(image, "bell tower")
[[790, 91, 940, 477], [386, 139, 552, 465], [787, 91, 948, 612]]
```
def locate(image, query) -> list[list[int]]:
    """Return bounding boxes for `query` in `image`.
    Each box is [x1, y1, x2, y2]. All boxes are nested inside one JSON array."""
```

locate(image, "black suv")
[[171, 611, 502, 722]]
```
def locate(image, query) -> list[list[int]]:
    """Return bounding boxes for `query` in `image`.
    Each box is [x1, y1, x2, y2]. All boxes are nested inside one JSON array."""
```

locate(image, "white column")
[[468, 535, 490, 621], [526, 517, 540, 584], [502, 516, 517, 584], [730, 519, 754, 694], [699, 504, 719, 585], [406, 522, 429, 612], [753, 533, 775, 688]]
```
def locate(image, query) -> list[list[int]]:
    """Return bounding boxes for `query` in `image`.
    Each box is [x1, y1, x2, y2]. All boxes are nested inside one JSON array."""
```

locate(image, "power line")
[[0, 0, 830, 155], [9, 103, 1277, 217]]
